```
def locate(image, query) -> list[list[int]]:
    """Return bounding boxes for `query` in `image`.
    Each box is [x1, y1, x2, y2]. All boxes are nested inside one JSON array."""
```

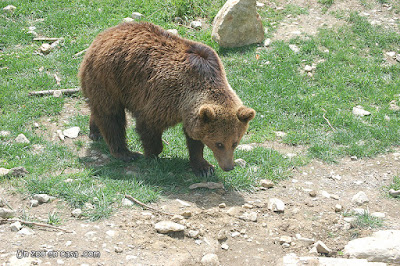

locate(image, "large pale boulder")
[[344, 230, 400, 264], [212, 0, 264, 48]]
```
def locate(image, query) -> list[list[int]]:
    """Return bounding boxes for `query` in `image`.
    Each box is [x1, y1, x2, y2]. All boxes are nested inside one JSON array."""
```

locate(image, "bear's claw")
[[194, 165, 215, 177]]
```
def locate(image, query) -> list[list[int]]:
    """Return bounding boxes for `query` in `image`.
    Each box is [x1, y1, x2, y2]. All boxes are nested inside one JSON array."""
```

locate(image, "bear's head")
[[196, 104, 255, 171]]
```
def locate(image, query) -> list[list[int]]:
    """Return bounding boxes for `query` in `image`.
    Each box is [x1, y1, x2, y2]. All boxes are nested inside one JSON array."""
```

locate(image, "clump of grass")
[[351, 212, 384, 229], [318, 0, 334, 6], [47, 211, 62, 225]]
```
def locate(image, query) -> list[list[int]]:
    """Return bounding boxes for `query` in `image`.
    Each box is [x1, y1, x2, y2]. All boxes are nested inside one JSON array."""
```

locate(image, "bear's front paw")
[[114, 151, 143, 162], [192, 162, 215, 177]]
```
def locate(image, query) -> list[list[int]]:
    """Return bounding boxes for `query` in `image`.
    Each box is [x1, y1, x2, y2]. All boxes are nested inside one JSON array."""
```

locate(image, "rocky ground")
[[1, 0, 400, 265]]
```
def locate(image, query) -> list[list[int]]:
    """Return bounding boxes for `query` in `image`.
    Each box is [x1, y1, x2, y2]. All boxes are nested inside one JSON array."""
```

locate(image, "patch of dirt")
[[2, 1, 400, 265]]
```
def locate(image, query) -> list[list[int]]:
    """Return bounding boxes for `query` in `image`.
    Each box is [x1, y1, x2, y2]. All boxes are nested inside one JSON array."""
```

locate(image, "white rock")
[[234, 158, 247, 168], [17, 227, 34, 236], [167, 29, 179, 35], [122, 198, 133, 206], [236, 144, 254, 151], [154, 221, 185, 234], [10, 221, 22, 232], [260, 179, 274, 188], [268, 198, 285, 212], [181, 210, 192, 218], [275, 131, 287, 138], [221, 243, 229, 250], [304, 65, 313, 72], [344, 230, 400, 263], [256, 2, 265, 7], [239, 211, 257, 222], [114, 246, 123, 253], [352, 106, 371, 117], [314, 240, 331, 254], [386, 51, 396, 58], [33, 194, 50, 204], [71, 208, 82, 218], [352, 191, 369, 205], [15, 134, 30, 144], [190, 21, 202, 29], [201, 253, 220, 266], [289, 44, 300, 53], [219, 203, 226, 208], [334, 204, 343, 212], [396, 54, 400, 62], [3, 5, 16, 13], [122, 17, 134, 23], [371, 212, 385, 218], [187, 230, 200, 238], [279, 236, 292, 244], [211, 0, 264, 48], [280, 253, 387, 265], [53, 90, 62, 98], [264, 38, 271, 47], [63, 127, 80, 139], [106, 230, 116, 237], [30, 199, 39, 207], [295, 234, 315, 245], [131, 12, 143, 20], [171, 214, 184, 222], [321, 190, 331, 198], [65, 241, 72, 247], [0, 130, 10, 137], [176, 199, 191, 207], [353, 208, 367, 215], [40, 43, 53, 54], [389, 189, 400, 197], [0, 168, 10, 176]]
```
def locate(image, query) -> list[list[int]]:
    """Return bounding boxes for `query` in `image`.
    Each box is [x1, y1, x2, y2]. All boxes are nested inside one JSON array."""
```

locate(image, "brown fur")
[[79, 22, 255, 176]]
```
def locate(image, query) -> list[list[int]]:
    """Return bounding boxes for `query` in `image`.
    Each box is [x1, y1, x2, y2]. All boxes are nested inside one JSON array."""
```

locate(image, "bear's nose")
[[222, 165, 234, 172]]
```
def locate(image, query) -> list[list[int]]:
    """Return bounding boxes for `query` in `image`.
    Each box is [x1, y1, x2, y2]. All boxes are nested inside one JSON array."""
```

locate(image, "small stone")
[[239, 211, 258, 222], [122, 198, 133, 206], [218, 203, 226, 208], [217, 229, 228, 241], [40, 43, 53, 54], [226, 206, 241, 216], [201, 253, 220, 266], [176, 199, 191, 207], [15, 134, 30, 144], [295, 234, 315, 245], [344, 217, 356, 223], [351, 155, 358, 161], [275, 131, 287, 138], [84, 202, 94, 209], [33, 194, 51, 204], [167, 29, 179, 35], [3, 5, 16, 13], [114, 246, 123, 253], [321, 190, 331, 198], [236, 144, 254, 151], [0, 130, 10, 137], [279, 236, 292, 244], [334, 204, 342, 212], [282, 243, 291, 248], [190, 21, 202, 29], [17, 227, 34, 235], [71, 208, 82, 218], [131, 12, 143, 20], [309, 190, 317, 197], [242, 203, 253, 209], [30, 199, 39, 207], [122, 17, 134, 23], [154, 221, 185, 234], [187, 230, 200, 238], [352, 106, 371, 117], [181, 210, 192, 218], [221, 243, 229, 250], [371, 212, 385, 218], [351, 191, 369, 205], [314, 240, 331, 254], [231, 231, 241, 237], [386, 51, 396, 58], [260, 179, 274, 188], [171, 215, 184, 222], [10, 221, 22, 232], [106, 230, 116, 237], [65, 241, 72, 247], [304, 65, 313, 72], [0, 168, 10, 176], [63, 127, 80, 139], [264, 38, 271, 47], [396, 54, 400, 62], [234, 158, 247, 168], [389, 189, 400, 197], [289, 44, 300, 53], [268, 198, 285, 212]]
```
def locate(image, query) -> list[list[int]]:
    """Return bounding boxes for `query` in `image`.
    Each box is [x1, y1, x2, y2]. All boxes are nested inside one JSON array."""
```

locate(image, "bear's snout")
[[222, 165, 235, 172]]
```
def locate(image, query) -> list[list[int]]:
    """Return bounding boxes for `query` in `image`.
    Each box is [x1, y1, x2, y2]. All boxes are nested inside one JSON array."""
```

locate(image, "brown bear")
[[79, 22, 255, 177]]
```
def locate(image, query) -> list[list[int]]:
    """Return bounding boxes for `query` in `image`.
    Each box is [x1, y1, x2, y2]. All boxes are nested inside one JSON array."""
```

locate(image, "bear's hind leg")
[[91, 108, 141, 162], [89, 113, 102, 141], [136, 119, 163, 158], [184, 131, 215, 177]]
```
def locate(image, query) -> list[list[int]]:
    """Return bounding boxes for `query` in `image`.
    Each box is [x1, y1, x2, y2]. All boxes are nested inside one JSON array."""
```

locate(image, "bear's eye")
[[232, 142, 238, 148], [216, 143, 224, 149]]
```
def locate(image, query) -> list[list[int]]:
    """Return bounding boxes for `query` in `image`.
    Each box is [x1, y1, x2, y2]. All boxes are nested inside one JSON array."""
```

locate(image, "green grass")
[[1, 1, 400, 219], [351, 212, 384, 229]]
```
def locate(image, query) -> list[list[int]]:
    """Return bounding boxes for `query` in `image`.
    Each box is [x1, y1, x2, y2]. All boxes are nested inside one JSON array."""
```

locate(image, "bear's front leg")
[[136, 119, 164, 158], [184, 131, 215, 177]]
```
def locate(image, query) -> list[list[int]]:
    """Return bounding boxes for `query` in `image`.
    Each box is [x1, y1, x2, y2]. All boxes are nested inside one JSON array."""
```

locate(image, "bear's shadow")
[[79, 141, 246, 208]]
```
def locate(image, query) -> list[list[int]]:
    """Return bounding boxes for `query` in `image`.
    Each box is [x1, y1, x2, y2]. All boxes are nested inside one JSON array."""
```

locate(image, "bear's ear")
[[237, 106, 256, 123], [199, 105, 216, 123]]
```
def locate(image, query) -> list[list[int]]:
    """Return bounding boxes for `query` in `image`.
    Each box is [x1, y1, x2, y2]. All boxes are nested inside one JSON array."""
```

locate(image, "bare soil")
[[1, 1, 400, 265]]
